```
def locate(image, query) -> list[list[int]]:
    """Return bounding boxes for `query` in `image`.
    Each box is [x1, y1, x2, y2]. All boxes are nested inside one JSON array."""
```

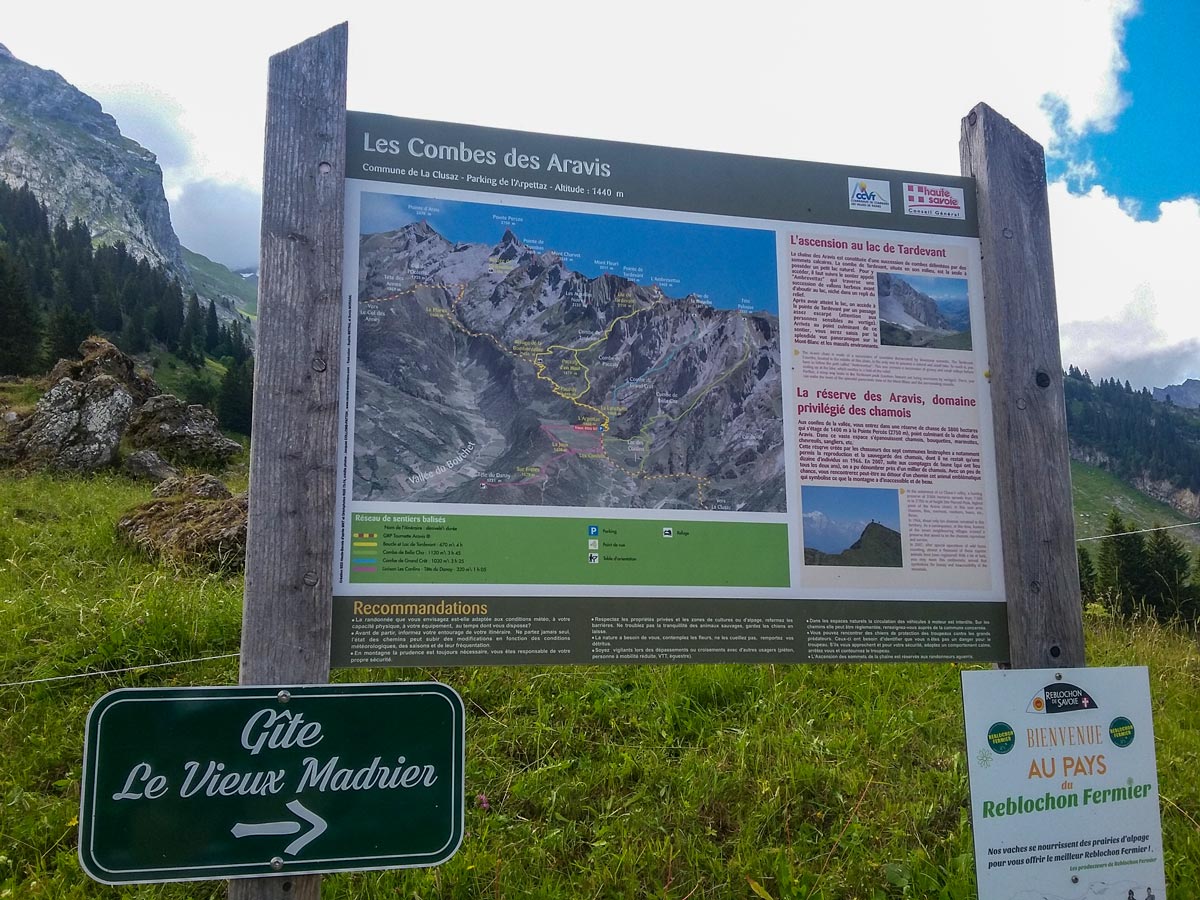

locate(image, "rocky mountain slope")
[[1152, 378, 1200, 409], [0, 43, 189, 284], [876, 272, 950, 331], [354, 222, 785, 512]]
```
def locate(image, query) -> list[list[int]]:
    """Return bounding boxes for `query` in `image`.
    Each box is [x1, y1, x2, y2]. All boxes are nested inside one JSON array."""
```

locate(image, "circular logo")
[[1109, 716, 1135, 748], [1031, 696, 1045, 712], [987, 722, 1016, 754]]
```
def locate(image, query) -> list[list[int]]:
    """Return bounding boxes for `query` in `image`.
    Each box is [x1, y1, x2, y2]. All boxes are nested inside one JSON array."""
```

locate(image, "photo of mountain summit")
[[801, 485, 903, 567]]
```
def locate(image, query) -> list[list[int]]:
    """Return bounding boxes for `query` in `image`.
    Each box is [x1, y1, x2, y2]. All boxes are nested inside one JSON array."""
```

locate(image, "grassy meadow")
[[1, 470, 1197, 899]]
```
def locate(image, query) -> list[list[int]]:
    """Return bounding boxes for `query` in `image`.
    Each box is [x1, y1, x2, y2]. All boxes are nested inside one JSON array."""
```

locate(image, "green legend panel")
[[349, 514, 790, 587]]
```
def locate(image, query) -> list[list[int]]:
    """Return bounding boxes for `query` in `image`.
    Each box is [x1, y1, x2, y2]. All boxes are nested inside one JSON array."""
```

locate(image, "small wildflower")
[[476, 792, 490, 810]]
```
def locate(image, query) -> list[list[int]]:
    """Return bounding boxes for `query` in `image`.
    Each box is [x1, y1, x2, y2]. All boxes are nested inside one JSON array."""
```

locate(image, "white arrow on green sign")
[[78, 683, 465, 884]]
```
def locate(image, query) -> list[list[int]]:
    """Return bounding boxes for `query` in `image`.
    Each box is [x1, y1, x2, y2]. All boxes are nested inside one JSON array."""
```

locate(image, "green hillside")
[[183, 246, 258, 318], [1, 471, 1198, 897], [1071, 460, 1200, 550]]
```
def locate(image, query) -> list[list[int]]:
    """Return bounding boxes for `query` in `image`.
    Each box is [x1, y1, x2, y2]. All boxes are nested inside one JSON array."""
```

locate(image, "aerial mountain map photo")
[[351, 193, 786, 513]]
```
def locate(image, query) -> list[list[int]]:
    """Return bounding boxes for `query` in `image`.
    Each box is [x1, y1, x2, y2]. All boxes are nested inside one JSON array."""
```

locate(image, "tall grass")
[[1, 472, 1196, 898]]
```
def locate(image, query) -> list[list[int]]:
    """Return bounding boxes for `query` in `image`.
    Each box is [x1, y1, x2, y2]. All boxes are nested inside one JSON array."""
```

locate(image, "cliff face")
[[1152, 379, 1200, 409], [0, 43, 189, 284]]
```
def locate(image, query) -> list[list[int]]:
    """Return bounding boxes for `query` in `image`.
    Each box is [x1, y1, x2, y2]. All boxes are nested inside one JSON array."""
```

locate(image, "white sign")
[[962, 667, 1166, 900]]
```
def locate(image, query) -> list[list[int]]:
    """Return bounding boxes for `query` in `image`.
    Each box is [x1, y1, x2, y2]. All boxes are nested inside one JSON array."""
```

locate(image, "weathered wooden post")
[[960, 102, 1085, 669], [233, 22, 347, 900]]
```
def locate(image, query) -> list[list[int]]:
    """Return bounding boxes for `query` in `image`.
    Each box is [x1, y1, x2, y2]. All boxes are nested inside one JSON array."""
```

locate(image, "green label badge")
[[1109, 716, 1135, 748], [987, 721, 1015, 754]]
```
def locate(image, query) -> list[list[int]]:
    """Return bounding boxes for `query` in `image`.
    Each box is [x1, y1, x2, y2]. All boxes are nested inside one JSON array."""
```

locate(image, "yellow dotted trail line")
[[600, 444, 712, 507], [364, 279, 749, 509]]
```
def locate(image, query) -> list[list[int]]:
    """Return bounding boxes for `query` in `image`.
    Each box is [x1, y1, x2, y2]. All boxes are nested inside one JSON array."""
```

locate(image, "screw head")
[[277, 690, 291, 704], [270, 857, 285, 871]]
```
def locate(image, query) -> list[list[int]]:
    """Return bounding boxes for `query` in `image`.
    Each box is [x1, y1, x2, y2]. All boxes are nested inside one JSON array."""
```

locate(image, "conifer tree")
[[44, 304, 92, 363], [218, 358, 254, 435], [1095, 508, 1151, 616], [204, 301, 221, 353], [0, 251, 43, 375], [1077, 545, 1097, 603], [1144, 528, 1193, 619], [180, 293, 204, 365]]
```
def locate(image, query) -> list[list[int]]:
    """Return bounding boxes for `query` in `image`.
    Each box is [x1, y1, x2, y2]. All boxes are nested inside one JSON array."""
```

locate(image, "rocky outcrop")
[[126, 394, 241, 465], [47, 337, 160, 405], [1071, 441, 1199, 520], [118, 481, 247, 570], [121, 448, 179, 482], [152, 473, 232, 500], [2, 338, 244, 474], [1151, 378, 1200, 409], [0, 44, 189, 283], [4, 375, 133, 471], [1132, 476, 1200, 520]]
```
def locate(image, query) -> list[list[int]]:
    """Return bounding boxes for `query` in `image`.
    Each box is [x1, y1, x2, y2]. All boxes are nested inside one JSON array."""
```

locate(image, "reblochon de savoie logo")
[[1026, 682, 1097, 714]]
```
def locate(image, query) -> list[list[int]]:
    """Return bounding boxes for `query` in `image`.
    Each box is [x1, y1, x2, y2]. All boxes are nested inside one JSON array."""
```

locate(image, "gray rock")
[[126, 394, 241, 465], [15, 375, 133, 471], [122, 449, 180, 483], [0, 407, 30, 465], [47, 337, 161, 406], [152, 473, 232, 500]]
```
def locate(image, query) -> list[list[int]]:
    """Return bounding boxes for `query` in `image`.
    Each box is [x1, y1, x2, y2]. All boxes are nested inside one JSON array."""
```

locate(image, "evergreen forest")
[[0, 181, 253, 434], [1064, 364, 1200, 492]]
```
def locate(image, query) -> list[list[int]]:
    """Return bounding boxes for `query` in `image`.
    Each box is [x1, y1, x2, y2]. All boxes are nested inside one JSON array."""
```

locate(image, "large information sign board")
[[79, 683, 464, 884], [962, 667, 1166, 900], [333, 112, 1007, 666]]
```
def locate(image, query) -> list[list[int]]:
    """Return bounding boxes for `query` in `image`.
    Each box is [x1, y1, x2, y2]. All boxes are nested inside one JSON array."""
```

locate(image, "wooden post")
[[232, 23, 347, 900], [960, 102, 1085, 669]]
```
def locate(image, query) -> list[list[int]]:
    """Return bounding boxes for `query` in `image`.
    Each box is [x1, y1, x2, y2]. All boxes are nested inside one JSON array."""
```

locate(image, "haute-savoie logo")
[[847, 177, 891, 213], [903, 182, 966, 220], [1026, 682, 1098, 714]]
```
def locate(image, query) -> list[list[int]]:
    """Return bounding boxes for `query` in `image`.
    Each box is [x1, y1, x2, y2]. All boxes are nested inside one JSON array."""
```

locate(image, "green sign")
[[79, 683, 464, 884]]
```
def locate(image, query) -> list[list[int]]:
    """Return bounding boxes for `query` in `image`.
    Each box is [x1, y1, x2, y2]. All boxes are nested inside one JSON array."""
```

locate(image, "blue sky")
[[360, 192, 779, 313], [801, 486, 901, 555], [1048, 0, 1200, 219]]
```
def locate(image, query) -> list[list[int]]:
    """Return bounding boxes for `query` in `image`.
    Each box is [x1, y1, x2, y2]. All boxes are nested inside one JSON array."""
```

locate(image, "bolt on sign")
[[78, 683, 464, 884]]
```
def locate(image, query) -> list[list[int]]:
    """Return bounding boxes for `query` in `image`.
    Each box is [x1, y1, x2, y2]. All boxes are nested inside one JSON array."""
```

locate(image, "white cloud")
[[91, 84, 195, 180], [171, 181, 262, 270], [1050, 183, 1200, 387], [3, 0, 1192, 384]]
